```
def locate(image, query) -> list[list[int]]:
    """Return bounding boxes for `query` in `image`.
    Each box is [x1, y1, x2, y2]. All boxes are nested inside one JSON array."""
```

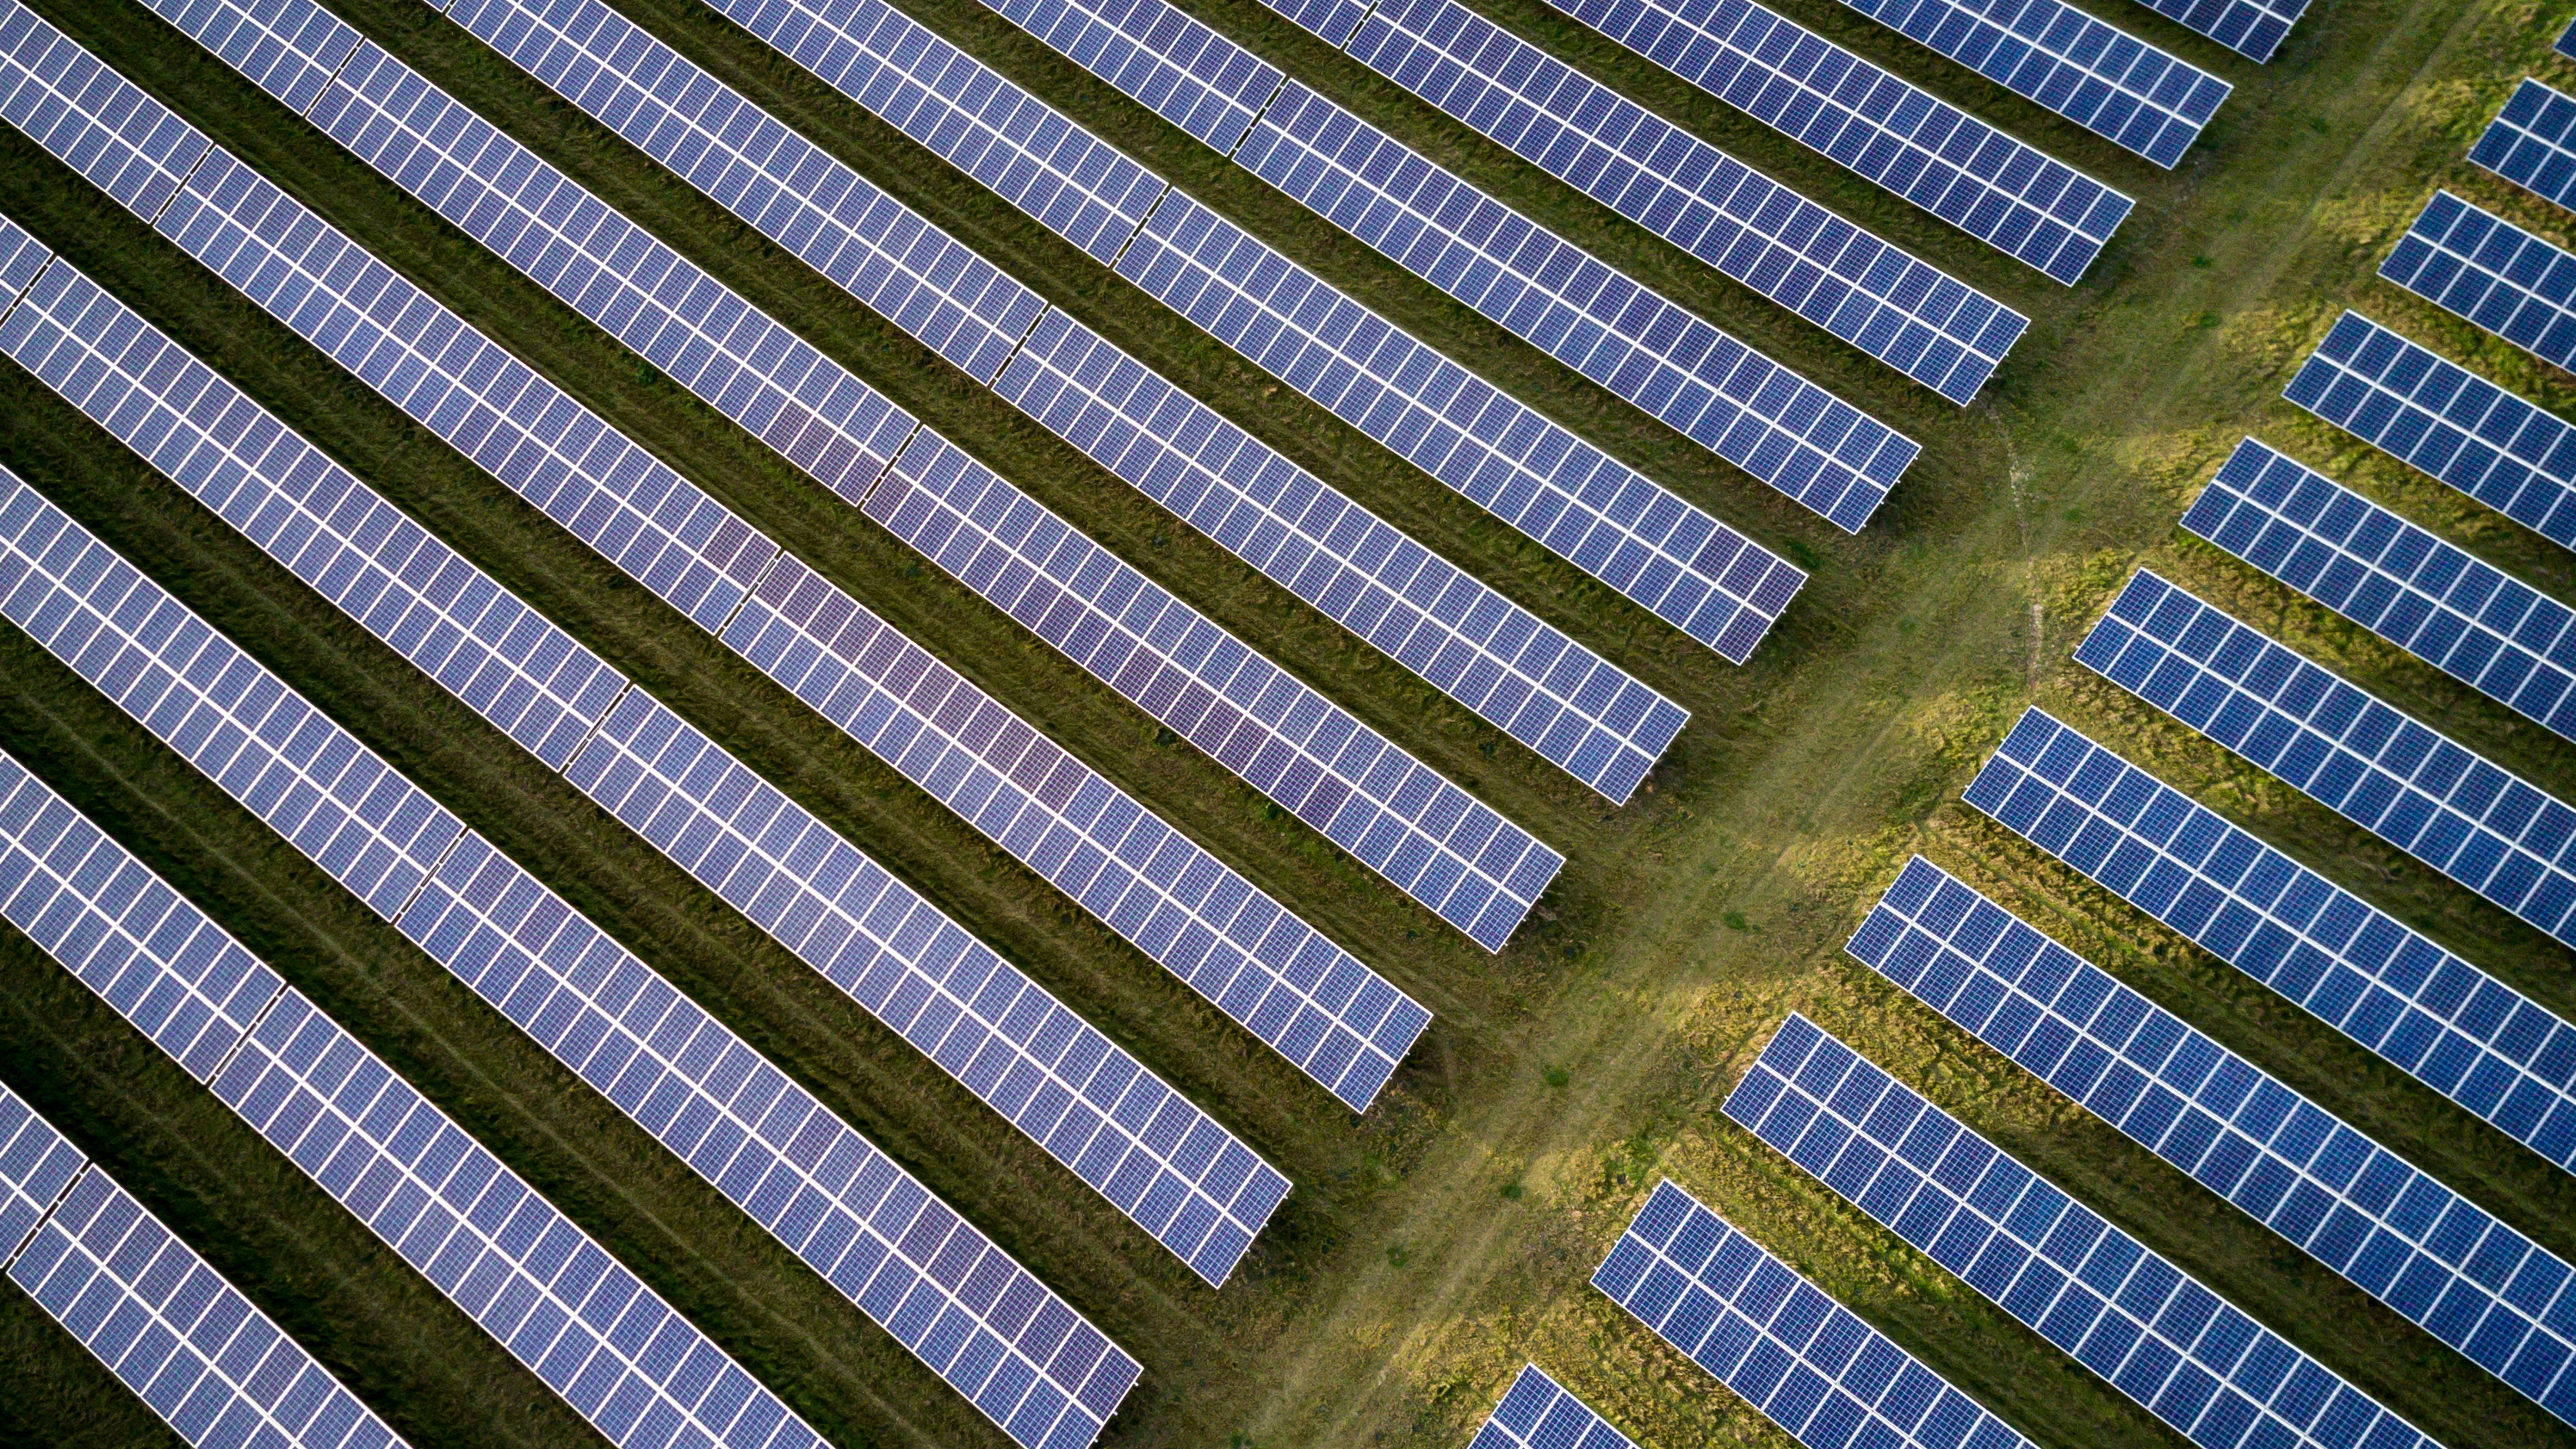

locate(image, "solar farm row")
[[2474, 77, 2576, 215], [2127, 0, 2309, 63], [2383, 191, 2576, 375]]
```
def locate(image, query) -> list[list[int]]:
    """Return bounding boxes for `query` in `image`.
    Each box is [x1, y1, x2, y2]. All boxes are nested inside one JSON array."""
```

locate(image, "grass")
[[0, 0, 2571, 1442]]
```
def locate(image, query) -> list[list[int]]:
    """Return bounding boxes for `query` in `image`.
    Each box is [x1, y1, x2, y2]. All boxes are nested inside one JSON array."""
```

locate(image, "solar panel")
[[1468, 1365, 1638, 1449], [1727, 1013, 2442, 1449], [2381, 190, 2576, 374], [0, 1086, 409, 1449], [1524, 0, 2135, 285], [2562, 17, 2575, 61], [2473, 78, 2576, 216], [1967, 707, 2576, 1176], [0, 2, 211, 221], [983, 0, 1282, 152], [2282, 312, 2576, 551], [863, 430, 1565, 951], [1594, 1178, 2039, 1449], [1240, 82, 1921, 532], [2076, 569, 2576, 953], [1831, 0, 2229, 167], [2183, 437, 2576, 741], [1108, 193, 1803, 669], [1856, 854, 2576, 1423], [2122, 0, 2306, 62]]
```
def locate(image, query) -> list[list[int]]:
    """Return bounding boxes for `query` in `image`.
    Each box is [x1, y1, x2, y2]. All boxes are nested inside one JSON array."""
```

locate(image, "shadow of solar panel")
[[1855, 855, 2576, 1425], [1467, 1365, 1638, 1449], [2126, 0, 2305, 61], [2077, 570, 2576, 951], [2284, 312, 2576, 550], [1727, 1014, 2442, 1449], [2474, 78, 2576, 215], [2184, 438, 2576, 740], [1522, 0, 2134, 284], [1968, 707, 2576, 1176], [1594, 1179, 2037, 1449], [1240, 82, 1919, 531], [1834, 0, 2227, 167], [2382, 191, 2576, 373], [0, 1085, 409, 1449], [984, 0, 1283, 152]]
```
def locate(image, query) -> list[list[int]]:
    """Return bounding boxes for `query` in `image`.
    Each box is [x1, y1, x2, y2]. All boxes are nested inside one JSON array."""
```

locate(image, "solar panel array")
[[1966, 706, 2576, 1174], [1240, 81, 1921, 532], [2282, 312, 2576, 550], [1859, 855, 2576, 1422], [1832, 0, 2228, 167], [1527, 0, 2135, 285], [2382, 190, 2576, 374], [1594, 1177, 2039, 1449], [1727, 1014, 2441, 1449], [2473, 78, 2576, 215], [984, 0, 1281, 152], [1343, 0, 2028, 406], [2079, 570, 2576, 951], [2183, 437, 2576, 741], [0, 1084, 409, 1449], [1468, 1365, 1638, 1449], [2127, 0, 2307, 62]]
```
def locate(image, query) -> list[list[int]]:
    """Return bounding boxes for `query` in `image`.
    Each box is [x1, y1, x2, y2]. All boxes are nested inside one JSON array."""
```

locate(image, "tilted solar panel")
[[1728, 1014, 2442, 1449], [2473, 78, 2576, 216], [1468, 1365, 1638, 1449], [2076, 570, 2576, 952], [984, 0, 1282, 152], [1344, 0, 2028, 404], [1832, 0, 2228, 167], [0, 1085, 409, 1449], [2283, 312, 2576, 551], [2125, 0, 2307, 62], [1855, 856, 2576, 1423], [1594, 1178, 2038, 1449], [1526, 0, 2135, 284], [1967, 708, 2576, 1175], [2562, 17, 2575, 61], [1240, 82, 1921, 531], [2183, 438, 2576, 741], [2382, 191, 2576, 374], [0, 3, 209, 220]]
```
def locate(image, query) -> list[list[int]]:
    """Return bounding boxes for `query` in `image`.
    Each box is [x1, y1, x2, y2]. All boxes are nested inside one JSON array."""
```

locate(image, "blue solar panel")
[[1240, 82, 1921, 531], [1855, 855, 2576, 1425], [2473, 78, 2576, 215], [0, 1085, 408, 1449], [1525, 0, 2135, 285], [1310, 0, 2031, 403], [0, 1, 211, 221], [2562, 17, 2575, 61], [1833, 0, 2228, 167], [2183, 437, 2576, 741], [984, 0, 1282, 152], [2127, 0, 2307, 63], [1468, 1365, 1638, 1449], [1594, 1179, 2037, 1449], [1968, 707, 2576, 1177], [1727, 1014, 2441, 1449], [2283, 312, 2576, 551], [2076, 569, 2576, 953], [2382, 190, 2576, 374]]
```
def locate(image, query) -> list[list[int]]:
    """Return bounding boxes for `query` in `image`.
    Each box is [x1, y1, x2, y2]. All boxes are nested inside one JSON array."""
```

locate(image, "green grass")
[[0, 0, 2573, 1442]]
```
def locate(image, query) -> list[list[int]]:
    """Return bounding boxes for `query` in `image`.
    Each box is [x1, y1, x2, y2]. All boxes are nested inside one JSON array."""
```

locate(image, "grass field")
[[0, 0, 2571, 1442]]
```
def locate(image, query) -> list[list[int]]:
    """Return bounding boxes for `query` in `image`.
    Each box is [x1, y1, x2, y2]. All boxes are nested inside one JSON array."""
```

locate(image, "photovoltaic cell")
[[1240, 81, 1922, 531], [1854, 855, 2576, 1426], [2121, 0, 2307, 63], [1526, 0, 2135, 284], [0, 1085, 408, 1449], [2472, 78, 2576, 216], [1831, 0, 2228, 167], [1336, 0, 2032, 403], [2381, 190, 2576, 374], [1468, 1364, 1638, 1449], [2075, 569, 2576, 952], [2183, 437, 2576, 741], [1967, 707, 2576, 1177], [1727, 1013, 2441, 1449], [2282, 312, 2576, 551], [1593, 1178, 2037, 1449]]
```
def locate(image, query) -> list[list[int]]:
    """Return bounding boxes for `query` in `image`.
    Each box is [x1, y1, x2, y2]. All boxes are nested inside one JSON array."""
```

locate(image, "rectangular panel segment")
[[2472, 78, 2576, 215], [1468, 1364, 1638, 1449], [2381, 190, 2576, 373], [2124, 0, 2307, 61]]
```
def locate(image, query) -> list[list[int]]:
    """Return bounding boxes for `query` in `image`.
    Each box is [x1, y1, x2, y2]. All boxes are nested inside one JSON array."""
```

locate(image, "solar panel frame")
[[2472, 77, 2576, 217], [1467, 1364, 1641, 1449], [1239, 81, 1921, 532], [1525, 0, 2136, 285], [2075, 569, 2576, 953], [2381, 190, 2576, 375], [1594, 1177, 2040, 1449], [2122, 0, 2308, 63], [2282, 312, 2576, 552], [1966, 706, 2576, 1177], [1726, 1013, 2443, 1449], [2183, 437, 2576, 742], [1856, 854, 2576, 1423]]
